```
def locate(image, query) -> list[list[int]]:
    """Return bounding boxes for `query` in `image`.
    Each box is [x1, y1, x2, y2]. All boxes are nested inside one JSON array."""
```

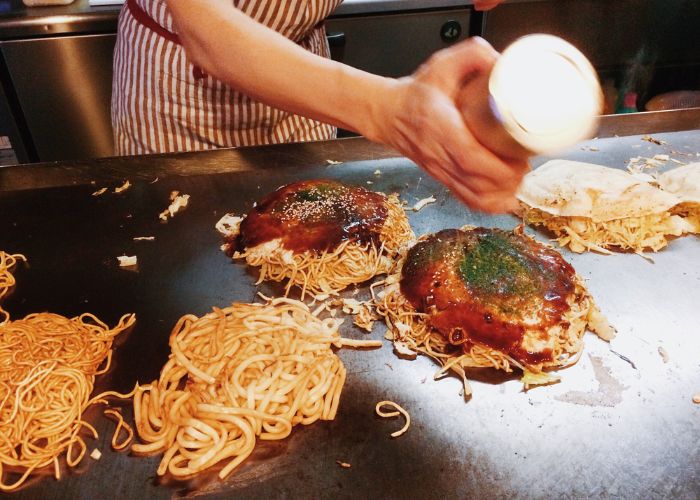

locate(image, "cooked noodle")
[[0, 252, 26, 324], [375, 401, 410, 438], [521, 205, 689, 254], [103, 409, 133, 451], [374, 256, 610, 395], [237, 194, 414, 299], [132, 297, 379, 480], [0, 311, 135, 491]]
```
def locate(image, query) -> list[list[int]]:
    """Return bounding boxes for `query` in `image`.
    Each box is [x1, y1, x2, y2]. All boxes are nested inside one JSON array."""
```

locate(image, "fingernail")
[[470, 36, 496, 51]]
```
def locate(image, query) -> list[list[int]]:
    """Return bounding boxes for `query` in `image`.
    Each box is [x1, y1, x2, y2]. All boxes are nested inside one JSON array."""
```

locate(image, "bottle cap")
[[488, 34, 602, 155]]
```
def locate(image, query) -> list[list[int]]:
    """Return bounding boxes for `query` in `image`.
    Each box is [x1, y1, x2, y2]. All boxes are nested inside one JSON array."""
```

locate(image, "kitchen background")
[[0, 0, 698, 165]]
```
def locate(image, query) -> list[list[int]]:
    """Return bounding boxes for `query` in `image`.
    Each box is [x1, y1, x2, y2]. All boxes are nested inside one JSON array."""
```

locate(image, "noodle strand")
[[236, 194, 414, 299], [0, 252, 26, 325], [133, 298, 379, 480], [375, 401, 410, 438], [0, 252, 135, 491]]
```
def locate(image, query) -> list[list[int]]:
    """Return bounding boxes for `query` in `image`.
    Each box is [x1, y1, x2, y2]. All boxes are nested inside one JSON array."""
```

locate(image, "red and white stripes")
[[111, 0, 339, 156]]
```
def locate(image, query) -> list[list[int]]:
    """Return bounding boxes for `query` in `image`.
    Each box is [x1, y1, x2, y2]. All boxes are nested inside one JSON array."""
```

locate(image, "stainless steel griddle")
[[0, 113, 698, 499]]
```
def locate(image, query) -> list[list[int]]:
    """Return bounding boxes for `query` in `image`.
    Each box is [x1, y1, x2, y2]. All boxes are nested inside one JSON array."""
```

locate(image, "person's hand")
[[366, 37, 529, 214], [473, 0, 504, 11]]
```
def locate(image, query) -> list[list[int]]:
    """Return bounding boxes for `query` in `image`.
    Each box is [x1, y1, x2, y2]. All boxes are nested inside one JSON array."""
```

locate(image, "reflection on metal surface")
[[326, 9, 470, 78], [54, 34, 114, 156], [0, 33, 115, 161], [0, 128, 698, 498], [555, 355, 627, 407], [597, 108, 700, 138]]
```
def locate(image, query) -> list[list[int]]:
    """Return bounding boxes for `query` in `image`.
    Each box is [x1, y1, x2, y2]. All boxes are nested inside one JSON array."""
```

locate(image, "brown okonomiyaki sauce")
[[400, 228, 575, 364], [236, 179, 388, 253]]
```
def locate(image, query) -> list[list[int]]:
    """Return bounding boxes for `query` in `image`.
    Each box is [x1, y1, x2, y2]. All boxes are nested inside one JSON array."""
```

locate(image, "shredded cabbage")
[[672, 203, 700, 234], [521, 370, 561, 388], [523, 207, 691, 253]]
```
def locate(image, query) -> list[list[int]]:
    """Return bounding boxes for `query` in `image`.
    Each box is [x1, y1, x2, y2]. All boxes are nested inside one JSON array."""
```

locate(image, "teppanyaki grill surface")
[[0, 131, 698, 499]]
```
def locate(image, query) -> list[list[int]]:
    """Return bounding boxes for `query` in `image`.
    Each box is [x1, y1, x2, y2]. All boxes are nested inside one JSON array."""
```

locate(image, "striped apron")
[[111, 0, 341, 156]]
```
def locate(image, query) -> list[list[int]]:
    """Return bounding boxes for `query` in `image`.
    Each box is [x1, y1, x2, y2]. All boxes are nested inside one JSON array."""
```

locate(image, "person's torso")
[[135, 0, 343, 42], [114, 0, 342, 153]]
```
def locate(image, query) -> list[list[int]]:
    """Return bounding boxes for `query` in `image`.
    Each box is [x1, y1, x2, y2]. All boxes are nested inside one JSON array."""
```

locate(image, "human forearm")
[[167, 0, 393, 140], [166, 0, 528, 214]]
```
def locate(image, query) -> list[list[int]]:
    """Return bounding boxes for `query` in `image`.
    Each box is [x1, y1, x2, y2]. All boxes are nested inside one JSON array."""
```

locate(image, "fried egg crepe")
[[658, 163, 700, 233], [517, 160, 693, 253]]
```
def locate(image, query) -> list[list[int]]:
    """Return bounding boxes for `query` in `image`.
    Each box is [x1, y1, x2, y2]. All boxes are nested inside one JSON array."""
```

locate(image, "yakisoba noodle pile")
[[217, 180, 414, 299], [0, 252, 25, 324], [517, 160, 693, 254], [132, 297, 379, 479], [0, 251, 135, 491], [374, 228, 613, 395]]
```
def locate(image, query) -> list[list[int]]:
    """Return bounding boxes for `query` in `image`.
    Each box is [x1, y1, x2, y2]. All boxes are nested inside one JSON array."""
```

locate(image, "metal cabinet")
[[325, 8, 470, 78], [3, 0, 696, 164], [0, 33, 116, 162], [0, 8, 470, 163]]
